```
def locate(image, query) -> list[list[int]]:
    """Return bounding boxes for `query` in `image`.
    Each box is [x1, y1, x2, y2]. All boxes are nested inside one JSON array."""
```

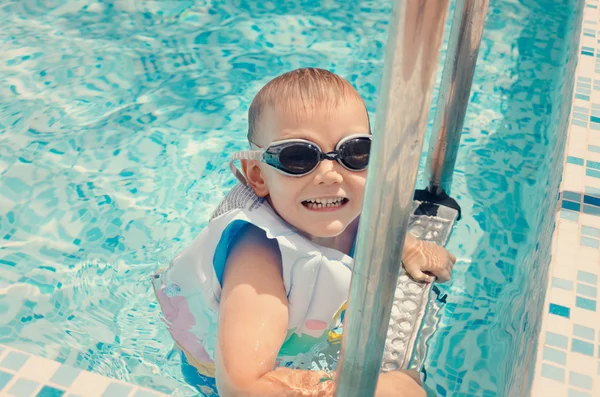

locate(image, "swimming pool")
[[0, 0, 583, 396]]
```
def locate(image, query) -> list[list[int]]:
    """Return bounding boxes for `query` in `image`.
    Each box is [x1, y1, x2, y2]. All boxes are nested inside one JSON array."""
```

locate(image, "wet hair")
[[247, 68, 368, 145]]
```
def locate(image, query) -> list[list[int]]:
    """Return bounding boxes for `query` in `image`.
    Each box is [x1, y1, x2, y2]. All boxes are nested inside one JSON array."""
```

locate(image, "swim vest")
[[152, 183, 354, 377]]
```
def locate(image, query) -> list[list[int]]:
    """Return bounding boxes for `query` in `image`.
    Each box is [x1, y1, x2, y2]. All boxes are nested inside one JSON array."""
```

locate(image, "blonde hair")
[[247, 68, 367, 145]]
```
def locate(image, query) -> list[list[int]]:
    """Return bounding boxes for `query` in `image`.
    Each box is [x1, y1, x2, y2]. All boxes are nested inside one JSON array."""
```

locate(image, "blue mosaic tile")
[[549, 303, 571, 318], [0, 351, 29, 371], [541, 363, 565, 382], [589, 144, 600, 153], [563, 200, 581, 211], [581, 225, 600, 237], [576, 296, 597, 311], [588, 160, 600, 170], [101, 382, 131, 397], [9, 378, 39, 397], [571, 338, 595, 356], [578, 271, 598, 284], [580, 236, 600, 248], [561, 209, 580, 221], [0, 370, 13, 391], [568, 156, 585, 165], [569, 372, 593, 390], [583, 204, 600, 215], [585, 186, 600, 197], [573, 119, 588, 127], [568, 390, 591, 397], [583, 194, 600, 206], [543, 346, 567, 365], [552, 277, 574, 290], [586, 168, 600, 178], [563, 191, 582, 201], [546, 332, 569, 349], [576, 283, 597, 298], [573, 324, 595, 340], [36, 385, 65, 397], [48, 365, 81, 388]]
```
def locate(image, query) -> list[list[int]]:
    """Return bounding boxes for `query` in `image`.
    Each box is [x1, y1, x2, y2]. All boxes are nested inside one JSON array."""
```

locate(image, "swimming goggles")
[[230, 134, 372, 182]]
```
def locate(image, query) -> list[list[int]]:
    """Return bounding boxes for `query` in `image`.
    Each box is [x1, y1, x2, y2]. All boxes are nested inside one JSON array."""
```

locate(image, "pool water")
[[0, 0, 582, 396]]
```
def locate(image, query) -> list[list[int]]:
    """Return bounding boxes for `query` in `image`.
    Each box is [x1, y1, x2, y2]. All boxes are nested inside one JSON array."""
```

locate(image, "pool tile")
[[563, 200, 582, 211], [575, 296, 597, 311], [580, 236, 599, 248], [20, 355, 61, 384], [561, 209, 580, 222], [542, 363, 565, 382], [568, 156, 586, 166], [1, 351, 29, 371], [569, 372, 593, 390], [581, 225, 600, 237], [586, 168, 600, 178], [9, 378, 39, 397], [587, 160, 600, 170], [571, 338, 595, 356], [564, 191, 583, 201], [589, 144, 600, 153], [577, 271, 598, 285], [100, 382, 131, 397], [36, 385, 65, 397], [546, 332, 569, 349], [586, 185, 600, 197], [549, 303, 571, 318], [573, 324, 595, 341], [543, 346, 567, 365], [583, 204, 600, 215], [583, 194, 600, 206], [49, 365, 81, 388], [568, 389, 591, 397], [553, 278, 574, 290], [0, 370, 14, 391]]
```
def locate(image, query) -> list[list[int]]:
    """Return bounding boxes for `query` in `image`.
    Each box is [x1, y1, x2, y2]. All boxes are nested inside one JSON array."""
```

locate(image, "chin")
[[304, 221, 347, 238]]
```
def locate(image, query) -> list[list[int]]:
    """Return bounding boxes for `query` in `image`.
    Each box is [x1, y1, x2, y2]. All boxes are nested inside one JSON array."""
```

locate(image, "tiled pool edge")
[[530, 1, 600, 396], [0, 344, 168, 397]]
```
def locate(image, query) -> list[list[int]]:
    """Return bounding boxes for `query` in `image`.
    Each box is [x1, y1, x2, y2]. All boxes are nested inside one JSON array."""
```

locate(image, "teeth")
[[303, 197, 347, 209]]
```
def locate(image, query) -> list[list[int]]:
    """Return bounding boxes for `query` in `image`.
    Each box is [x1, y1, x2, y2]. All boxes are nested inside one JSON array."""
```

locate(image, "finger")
[[448, 252, 456, 264], [436, 270, 451, 283], [410, 270, 434, 283]]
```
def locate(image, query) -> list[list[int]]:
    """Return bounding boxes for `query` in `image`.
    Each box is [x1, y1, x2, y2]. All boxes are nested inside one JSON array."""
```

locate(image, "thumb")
[[409, 269, 434, 283]]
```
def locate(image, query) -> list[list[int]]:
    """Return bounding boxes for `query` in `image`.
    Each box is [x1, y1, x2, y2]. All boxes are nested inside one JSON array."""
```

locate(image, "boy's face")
[[245, 98, 370, 238]]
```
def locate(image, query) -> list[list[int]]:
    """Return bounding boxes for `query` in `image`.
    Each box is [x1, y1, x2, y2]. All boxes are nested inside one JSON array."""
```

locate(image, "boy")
[[153, 68, 455, 397]]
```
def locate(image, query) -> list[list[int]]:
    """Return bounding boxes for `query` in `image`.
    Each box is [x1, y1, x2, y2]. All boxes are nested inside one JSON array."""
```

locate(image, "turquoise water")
[[0, 0, 581, 396]]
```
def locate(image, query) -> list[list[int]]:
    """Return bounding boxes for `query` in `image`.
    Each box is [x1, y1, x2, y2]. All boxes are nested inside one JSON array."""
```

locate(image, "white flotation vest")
[[152, 183, 354, 377]]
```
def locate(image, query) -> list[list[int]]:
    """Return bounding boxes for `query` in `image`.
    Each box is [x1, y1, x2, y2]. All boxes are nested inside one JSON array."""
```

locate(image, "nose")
[[313, 159, 344, 185]]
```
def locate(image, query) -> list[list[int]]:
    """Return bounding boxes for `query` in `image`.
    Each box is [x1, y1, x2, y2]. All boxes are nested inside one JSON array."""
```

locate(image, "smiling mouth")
[[301, 197, 349, 210]]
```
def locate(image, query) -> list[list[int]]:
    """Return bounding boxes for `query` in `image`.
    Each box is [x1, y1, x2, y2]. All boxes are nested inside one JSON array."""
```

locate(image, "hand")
[[402, 238, 456, 283], [376, 370, 426, 397]]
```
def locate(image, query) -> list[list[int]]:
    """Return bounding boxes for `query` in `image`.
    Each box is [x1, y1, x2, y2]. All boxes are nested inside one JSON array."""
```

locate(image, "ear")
[[242, 160, 269, 197]]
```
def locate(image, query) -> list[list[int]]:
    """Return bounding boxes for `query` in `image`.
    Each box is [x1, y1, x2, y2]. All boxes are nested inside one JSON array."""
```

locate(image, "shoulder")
[[223, 223, 284, 287]]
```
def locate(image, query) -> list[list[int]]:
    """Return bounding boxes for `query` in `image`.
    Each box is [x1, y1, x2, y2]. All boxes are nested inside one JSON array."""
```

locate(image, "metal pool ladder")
[[334, 1, 489, 396]]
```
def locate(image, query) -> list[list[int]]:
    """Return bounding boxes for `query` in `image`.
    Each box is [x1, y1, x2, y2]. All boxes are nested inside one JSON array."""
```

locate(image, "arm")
[[215, 226, 426, 397], [215, 225, 335, 397], [402, 233, 456, 283]]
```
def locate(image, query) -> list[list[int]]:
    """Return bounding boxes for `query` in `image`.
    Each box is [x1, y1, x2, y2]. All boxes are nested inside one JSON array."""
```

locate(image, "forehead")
[[258, 98, 370, 147]]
